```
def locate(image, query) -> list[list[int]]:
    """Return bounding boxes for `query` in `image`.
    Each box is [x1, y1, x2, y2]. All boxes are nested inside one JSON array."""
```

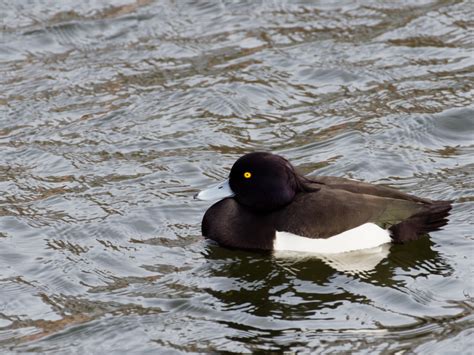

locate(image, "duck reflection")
[[200, 237, 451, 318]]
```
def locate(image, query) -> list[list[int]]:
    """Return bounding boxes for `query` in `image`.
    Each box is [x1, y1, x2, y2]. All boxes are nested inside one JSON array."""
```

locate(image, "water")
[[1, 0, 473, 353]]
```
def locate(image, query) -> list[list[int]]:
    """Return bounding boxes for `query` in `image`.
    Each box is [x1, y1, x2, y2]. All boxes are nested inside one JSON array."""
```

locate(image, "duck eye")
[[243, 172, 252, 179]]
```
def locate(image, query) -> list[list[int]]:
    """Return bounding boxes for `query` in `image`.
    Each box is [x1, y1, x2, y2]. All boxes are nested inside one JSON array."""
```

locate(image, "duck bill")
[[194, 179, 235, 201]]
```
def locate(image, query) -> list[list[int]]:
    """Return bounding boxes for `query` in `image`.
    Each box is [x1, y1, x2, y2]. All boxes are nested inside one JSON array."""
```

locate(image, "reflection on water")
[[1, 0, 473, 352], [197, 237, 459, 351], [274, 244, 392, 275], [202, 237, 451, 314]]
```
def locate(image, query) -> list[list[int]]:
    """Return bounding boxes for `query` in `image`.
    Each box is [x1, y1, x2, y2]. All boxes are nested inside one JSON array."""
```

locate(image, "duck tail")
[[389, 200, 453, 243]]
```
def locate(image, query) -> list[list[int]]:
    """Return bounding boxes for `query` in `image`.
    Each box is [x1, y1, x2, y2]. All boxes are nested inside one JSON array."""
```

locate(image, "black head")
[[228, 152, 314, 212]]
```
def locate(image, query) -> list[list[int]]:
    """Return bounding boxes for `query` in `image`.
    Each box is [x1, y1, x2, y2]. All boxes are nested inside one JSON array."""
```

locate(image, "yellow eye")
[[244, 172, 252, 179]]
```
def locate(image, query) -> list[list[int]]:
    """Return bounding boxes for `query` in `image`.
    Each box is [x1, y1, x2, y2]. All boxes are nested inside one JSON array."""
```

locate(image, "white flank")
[[273, 223, 391, 254]]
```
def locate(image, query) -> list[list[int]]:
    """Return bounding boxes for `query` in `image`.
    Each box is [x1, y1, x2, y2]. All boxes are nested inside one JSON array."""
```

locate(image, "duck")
[[195, 152, 452, 254]]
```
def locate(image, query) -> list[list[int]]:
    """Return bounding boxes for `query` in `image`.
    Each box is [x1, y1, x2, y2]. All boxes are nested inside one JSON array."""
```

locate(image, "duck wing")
[[308, 176, 432, 204]]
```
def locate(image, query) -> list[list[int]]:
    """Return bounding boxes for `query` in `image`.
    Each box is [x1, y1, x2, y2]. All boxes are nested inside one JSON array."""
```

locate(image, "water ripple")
[[0, 0, 473, 352]]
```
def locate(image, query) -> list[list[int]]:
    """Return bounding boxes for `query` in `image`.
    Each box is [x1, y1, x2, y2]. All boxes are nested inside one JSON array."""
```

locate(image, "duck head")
[[195, 152, 314, 212]]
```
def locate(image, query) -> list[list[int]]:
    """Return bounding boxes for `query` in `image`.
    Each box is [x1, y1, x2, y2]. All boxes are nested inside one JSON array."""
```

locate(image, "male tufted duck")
[[195, 152, 452, 254]]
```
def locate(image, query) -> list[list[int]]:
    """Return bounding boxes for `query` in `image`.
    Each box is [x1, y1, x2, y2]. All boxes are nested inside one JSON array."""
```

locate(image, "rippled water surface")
[[1, 0, 473, 353]]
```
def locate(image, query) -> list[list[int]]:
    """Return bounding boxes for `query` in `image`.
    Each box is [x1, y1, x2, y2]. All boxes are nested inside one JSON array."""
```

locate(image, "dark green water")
[[1, 0, 473, 353]]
